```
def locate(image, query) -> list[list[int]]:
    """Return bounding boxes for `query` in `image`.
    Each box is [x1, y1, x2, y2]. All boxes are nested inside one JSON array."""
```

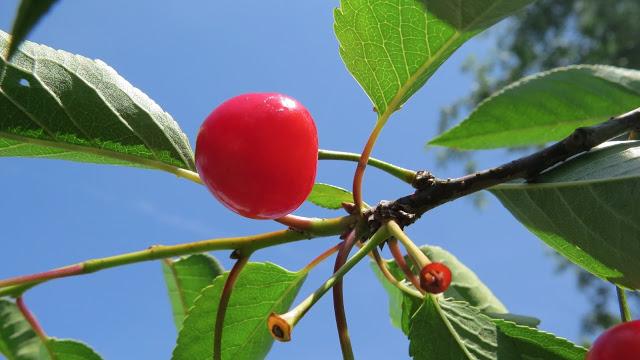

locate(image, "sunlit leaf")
[[334, 0, 534, 117], [306, 183, 353, 210], [172, 262, 306, 360], [430, 65, 640, 149], [162, 254, 224, 330]]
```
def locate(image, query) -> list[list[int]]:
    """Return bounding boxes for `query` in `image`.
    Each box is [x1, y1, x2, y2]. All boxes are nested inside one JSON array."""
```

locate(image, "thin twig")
[[0, 216, 354, 297]]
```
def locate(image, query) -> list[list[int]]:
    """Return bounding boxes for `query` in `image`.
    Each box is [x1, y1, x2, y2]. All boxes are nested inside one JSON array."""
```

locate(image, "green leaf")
[[430, 65, 640, 149], [6, 0, 59, 60], [491, 141, 640, 290], [0, 299, 40, 359], [172, 262, 307, 360], [0, 299, 103, 360], [408, 296, 586, 360], [306, 183, 353, 209], [0, 30, 196, 173], [162, 254, 224, 331], [334, 0, 534, 117], [47, 339, 103, 360]]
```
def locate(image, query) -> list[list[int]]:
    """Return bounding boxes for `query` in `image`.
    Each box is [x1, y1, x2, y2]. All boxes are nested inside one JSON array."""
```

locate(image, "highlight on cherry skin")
[[586, 319, 640, 360], [195, 93, 319, 219], [419, 262, 452, 294]]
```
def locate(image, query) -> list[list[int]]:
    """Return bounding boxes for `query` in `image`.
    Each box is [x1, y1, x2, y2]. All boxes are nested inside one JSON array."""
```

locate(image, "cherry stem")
[[274, 215, 315, 231], [16, 296, 47, 339], [369, 248, 422, 298], [616, 285, 632, 322], [0, 216, 355, 298], [353, 120, 386, 212], [388, 238, 423, 293], [0, 264, 84, 293], [333, 230, 357, 360], [386, 221, 430, 269], [270, 227, 390, 335], [214, 255, 250, 360], [318, 149, 416, 184], [302, 243, 342, 273]]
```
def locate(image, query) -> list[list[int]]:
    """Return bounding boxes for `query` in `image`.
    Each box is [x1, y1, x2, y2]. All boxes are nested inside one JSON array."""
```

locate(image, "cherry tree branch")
[[0, 216, 355, 297], [367, 108, 640, 228]]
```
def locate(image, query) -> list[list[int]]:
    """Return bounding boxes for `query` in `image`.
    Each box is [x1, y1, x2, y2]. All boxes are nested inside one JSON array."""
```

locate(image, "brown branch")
[[368, 107, 640, 228]]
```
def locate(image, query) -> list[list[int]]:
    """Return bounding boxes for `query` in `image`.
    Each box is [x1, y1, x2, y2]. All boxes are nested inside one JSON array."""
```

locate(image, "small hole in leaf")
[[19, 78, 30, 87]]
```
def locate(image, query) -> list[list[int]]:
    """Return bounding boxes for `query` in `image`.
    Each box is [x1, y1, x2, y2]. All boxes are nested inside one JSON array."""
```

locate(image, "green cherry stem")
[[369, 248, 422, 299], [318, 149, 416, 184], [0, 216, 355, 298], [387, 221, 430, 269], [616, 285, 632, 322], [214, 254, 250, 360], [268, 226, 390, 341], [333, 230, 357, 360], [352, 120, 386, 212]]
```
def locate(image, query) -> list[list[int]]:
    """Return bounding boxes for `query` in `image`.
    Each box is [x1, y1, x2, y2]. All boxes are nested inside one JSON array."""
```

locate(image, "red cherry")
[[419, 262, 452, 294], [195, 93, 318, 219], [587, 320, 640, 360]]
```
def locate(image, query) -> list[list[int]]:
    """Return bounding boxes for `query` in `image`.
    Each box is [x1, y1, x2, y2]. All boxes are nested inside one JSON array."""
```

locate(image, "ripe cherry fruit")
[[586, 320, 640, 360], [419, 262, 452, 294], [195, 93, 318, 219]]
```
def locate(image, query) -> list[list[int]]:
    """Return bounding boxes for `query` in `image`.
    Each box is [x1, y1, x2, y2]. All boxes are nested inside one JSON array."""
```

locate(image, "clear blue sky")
[[0, 1, 599, 359]]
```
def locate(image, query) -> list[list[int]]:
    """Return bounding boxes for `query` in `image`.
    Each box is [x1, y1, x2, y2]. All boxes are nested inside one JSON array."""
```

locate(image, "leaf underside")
[[0, 30, 196, 173], [491, 141, 640, 290], [408, 296, 586, 360]]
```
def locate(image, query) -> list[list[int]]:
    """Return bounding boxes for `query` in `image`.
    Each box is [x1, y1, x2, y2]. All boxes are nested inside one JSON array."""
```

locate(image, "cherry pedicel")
[[586, 319, 640, 360], [419, 262, 452, 294], [195, 93, 318, 219]]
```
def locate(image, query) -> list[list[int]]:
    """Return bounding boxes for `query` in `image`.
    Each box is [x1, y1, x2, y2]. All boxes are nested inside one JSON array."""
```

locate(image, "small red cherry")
[[586, 320, 640, 360], [419, 262, 452, 294], [195, 93, 318, 219]]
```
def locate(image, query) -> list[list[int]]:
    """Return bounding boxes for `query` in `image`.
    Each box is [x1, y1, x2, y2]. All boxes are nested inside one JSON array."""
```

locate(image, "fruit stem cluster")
[[269, 226, 390, 341]]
